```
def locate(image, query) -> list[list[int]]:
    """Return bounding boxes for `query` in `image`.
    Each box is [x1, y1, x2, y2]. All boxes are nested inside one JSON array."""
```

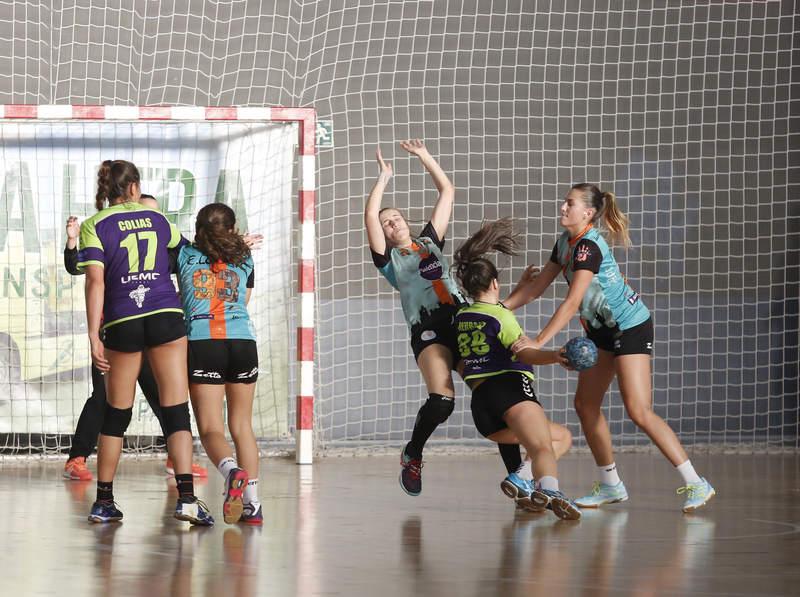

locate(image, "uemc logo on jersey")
[[418, 254, 443, 280]]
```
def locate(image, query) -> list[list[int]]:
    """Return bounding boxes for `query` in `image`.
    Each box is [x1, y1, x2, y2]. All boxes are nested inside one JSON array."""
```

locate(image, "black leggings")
[[68, 358, 166, 459]]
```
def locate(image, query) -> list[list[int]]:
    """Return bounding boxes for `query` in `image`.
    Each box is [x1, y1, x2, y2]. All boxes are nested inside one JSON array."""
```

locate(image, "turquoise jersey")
[[176, 244, 256, 341], [372, 222, 467, 333], [550, 226, 650, 331], [455, 302, 535, 384]]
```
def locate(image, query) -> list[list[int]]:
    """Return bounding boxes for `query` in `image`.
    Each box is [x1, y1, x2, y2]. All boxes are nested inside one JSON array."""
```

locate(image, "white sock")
[[539, 476, 559, 492], [676, 460, 702, 484], [217, 456, 238, 480], [516, 459, 533, 481], [599, 462, 621, 486], [244, 478, 260, 507]]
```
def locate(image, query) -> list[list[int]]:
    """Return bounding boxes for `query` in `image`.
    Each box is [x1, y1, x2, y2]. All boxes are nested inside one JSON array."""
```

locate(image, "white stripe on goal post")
[[0, 104, 318, 465]]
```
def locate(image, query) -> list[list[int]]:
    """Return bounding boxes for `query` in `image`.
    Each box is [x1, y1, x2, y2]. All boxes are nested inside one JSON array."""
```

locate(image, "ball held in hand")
[[563, 337, 598, 371]]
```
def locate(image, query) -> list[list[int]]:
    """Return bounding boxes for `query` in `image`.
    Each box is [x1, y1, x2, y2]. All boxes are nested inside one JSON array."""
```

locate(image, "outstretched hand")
[[376, 148, 393, 183], [243, 233, 264, 250], [556, 346, 573, 370], [518, 264, 541, 286], [399, 138, 428, 156], [65, 216, 79, 240], [511, 335, 540, 354]]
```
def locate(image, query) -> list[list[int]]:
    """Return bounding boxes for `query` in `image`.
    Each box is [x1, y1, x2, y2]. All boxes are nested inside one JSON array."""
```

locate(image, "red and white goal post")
[[0, 105, 316, 464]]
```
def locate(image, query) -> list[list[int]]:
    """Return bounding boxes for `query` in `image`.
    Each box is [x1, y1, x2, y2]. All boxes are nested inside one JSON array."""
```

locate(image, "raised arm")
[[503, 260, 561, 311], [63, 216, 83, 276], [400, 139, 454, 240], [364, 148, 393, 255]]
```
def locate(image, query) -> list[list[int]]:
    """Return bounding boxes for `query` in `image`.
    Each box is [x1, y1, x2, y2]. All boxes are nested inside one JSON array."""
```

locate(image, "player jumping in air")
[[505, 184, 715, 513], [365, 140, 570, 498]]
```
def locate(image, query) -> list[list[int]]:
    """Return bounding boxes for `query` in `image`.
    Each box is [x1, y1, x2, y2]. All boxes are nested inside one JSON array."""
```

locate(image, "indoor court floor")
[[1, 451, 798, 596]]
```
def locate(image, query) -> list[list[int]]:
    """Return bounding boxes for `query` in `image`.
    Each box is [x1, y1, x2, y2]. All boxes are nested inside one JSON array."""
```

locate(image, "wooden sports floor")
[[0, 452, 797, 596]]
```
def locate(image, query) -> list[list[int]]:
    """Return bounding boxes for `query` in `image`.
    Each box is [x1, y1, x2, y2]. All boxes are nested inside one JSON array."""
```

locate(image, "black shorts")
[[104, 311, 186, 353], [409, 304, 461, 365], [585, 317, 653, 356], [188, 339, 259, 385], [470, 372, 540, 438]]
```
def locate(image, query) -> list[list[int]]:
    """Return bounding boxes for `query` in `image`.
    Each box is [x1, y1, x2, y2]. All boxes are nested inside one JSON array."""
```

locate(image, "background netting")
[[0, 0, 797, 455]]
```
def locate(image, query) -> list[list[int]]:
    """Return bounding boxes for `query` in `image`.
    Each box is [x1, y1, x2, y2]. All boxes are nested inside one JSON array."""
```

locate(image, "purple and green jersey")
[[77, 202, 187, 329], [455, 301, 535, 384]]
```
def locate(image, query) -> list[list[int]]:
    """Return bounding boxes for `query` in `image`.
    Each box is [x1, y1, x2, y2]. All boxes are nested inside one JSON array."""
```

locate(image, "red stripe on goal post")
[[296, 395, 314, 430], [5, 105, 37, 118]]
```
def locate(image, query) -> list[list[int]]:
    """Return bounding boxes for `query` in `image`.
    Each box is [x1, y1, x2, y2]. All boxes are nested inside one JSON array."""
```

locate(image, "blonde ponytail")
[[599, 191, 630, 247]]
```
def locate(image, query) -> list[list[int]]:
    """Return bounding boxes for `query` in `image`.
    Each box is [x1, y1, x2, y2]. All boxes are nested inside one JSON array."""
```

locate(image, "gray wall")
[[1, 0, 797, 449]]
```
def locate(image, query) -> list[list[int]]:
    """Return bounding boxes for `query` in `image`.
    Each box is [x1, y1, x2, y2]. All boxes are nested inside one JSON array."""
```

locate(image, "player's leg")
[[145, 314, 213, 525], [488, 420, 572, 462], [399, 342, 455, 496], [498, 400, 581, 520], [65, 363, 106, 480], [226, 380, 259, 524], [572, 349, 629, 507], [88, 348, 140, 523], [140, 356, 207, 478], [615, 354, 714, 512]]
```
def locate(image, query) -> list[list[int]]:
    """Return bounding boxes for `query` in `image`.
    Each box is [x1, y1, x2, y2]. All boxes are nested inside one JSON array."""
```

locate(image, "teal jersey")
[[176, 245, 256, 341], [371, 222, 467, 333], [550, 226, 650, 331], [454, 302, 535, 383], [77, 202, 186, 328]]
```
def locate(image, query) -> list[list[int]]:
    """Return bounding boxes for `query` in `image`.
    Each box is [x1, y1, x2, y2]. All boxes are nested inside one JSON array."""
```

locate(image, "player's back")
[[78, 202, 185, 327]]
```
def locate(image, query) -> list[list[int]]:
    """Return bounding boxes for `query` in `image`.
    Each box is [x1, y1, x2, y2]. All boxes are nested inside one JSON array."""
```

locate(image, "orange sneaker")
[[165, 458, 209, 478], [64, 456, 93, 481]]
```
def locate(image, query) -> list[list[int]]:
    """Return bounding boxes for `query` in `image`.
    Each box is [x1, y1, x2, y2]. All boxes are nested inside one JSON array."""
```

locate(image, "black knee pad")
[[416, 393, 455, 426], [161, 402, 192, 437], [101, 405, 133, 438]]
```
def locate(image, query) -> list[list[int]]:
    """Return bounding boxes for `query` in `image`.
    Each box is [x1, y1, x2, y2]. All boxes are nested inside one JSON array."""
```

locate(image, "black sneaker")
[[399, 449, 423, 496]]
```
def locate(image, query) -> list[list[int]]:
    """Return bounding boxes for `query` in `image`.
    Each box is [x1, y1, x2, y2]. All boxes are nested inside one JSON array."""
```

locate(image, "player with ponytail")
[[452, 218, 581, 520], [80, 159, 213, 525], [505, 184, 715, 513]]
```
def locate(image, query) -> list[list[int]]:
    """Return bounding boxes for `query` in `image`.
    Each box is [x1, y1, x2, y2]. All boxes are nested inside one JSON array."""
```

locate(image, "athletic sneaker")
[[223, 468, 249, 524], [240, 503, 263, 526], [677, 478, 715, 513], [174, 497, 215, 526], [399, 449, 423, 496], [165, 458, 209, 478], [88, 500, 123, 523], [574, 481, 629, 508], [536, 489, 582, 521], [501, 473, 542, 512], [64, 456, 93, 481]]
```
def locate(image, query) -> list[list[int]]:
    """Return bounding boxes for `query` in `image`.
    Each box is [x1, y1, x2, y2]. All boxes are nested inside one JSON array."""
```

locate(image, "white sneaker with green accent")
[[574, 481, 629, 508], [677, 478, 715, 513]]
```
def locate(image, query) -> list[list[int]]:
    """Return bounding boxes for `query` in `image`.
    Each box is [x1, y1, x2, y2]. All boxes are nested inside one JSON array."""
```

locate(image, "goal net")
[[0, 112, 298, 454], [0, 1, 796, 456]]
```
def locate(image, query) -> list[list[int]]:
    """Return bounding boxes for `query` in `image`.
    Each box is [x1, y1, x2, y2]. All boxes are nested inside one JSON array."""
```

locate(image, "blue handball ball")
[[563, 337, 598, 371]]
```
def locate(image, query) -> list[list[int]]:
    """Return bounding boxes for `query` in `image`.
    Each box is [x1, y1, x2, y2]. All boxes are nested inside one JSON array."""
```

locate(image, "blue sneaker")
[[223, 468, 249, 524], [501, 473, 542, 512], [88, 500, 123, 523], [678, 478, 715, 513], [240, 503, 263, 526], [174, 497, 215, 526], [399, 449, 423, 496], [536, 489, 582, 521], [574, 481, 629, 508]]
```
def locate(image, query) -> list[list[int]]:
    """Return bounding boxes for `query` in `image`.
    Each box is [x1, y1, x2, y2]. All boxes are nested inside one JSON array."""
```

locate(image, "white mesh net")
[[0, 1, 796, 455], [0, 119, 296, 453]]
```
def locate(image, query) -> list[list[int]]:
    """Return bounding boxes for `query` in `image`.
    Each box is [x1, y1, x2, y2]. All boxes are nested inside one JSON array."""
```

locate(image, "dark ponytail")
[[95, 159, 140, 211], [570, 183, 631, 247], [193, 203, 251, 268], [453, 218, 519, 297]]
